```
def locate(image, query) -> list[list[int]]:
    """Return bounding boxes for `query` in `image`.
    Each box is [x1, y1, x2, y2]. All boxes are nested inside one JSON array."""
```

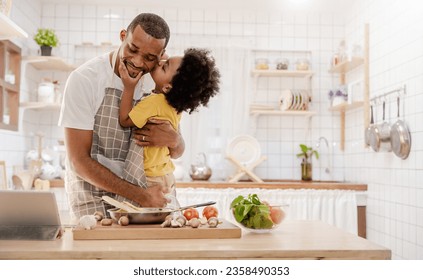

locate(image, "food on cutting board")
[[202, 205, 218, 220], [79, 215, 97, 230], [230, 194, 286, 230], [183, 208, 199, 220], [101, 218, 113, 226], [160, 205, 222, 229], [118, 216, 129, 226]]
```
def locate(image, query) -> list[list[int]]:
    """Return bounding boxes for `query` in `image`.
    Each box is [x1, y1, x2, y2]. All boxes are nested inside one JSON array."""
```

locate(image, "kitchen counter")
[[176, 180, 367, 191], [0, 221, 390, 260], [176, 180, 368, 238]]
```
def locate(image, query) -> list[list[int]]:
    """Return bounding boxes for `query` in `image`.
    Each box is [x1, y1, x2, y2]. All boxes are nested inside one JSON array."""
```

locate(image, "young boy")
[[118, 48, 220, 198]]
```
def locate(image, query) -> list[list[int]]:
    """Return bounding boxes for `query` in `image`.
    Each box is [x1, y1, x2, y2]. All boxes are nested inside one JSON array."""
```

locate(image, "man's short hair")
[[127, 13, 170, 47]]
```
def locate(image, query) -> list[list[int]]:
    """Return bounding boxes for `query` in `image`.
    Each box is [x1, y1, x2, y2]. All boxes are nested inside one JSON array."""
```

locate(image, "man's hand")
[[133, 118, 178, 148], [136, 183, 170, 207], [132, 118, 185, 159]]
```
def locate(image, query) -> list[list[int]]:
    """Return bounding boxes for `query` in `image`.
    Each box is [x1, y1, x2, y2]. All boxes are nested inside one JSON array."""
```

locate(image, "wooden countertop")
[[0, 221, 389, 260], [176, 180, 367, 191]]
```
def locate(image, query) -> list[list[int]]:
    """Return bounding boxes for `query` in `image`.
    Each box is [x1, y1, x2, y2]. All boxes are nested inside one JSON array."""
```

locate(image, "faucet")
[[316, 137, 331, 174]]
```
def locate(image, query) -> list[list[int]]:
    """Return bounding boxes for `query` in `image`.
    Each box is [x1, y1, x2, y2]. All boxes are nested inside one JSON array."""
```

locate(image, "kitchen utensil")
[[189, 152, 212, 180], [369, 101, 391, 152], [226, 135, 266, 183], [390, 96, 411, 159], [102, 196, 141, 213], [364, 104, 374, 146], [226, 135, 261, 166], [106, 199, 216, 224]]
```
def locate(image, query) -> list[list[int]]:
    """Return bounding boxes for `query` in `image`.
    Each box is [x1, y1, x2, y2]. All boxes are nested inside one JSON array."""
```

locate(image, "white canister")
[[38, 82, 55, 103]]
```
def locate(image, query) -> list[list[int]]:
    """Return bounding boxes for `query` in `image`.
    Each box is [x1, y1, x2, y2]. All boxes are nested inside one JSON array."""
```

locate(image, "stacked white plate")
[[279, 89, 310, 111]]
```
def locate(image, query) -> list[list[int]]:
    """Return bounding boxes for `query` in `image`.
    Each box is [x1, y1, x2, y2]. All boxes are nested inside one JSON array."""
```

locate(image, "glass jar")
[[296, 58, 310, 71], [276, 58, 289, 70], [255, 58, 269, 70]]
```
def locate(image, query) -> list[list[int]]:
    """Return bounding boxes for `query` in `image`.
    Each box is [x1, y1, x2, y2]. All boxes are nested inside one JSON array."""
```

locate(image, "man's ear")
[[120, 29, 127, 42], [162, 84, 172, 93]]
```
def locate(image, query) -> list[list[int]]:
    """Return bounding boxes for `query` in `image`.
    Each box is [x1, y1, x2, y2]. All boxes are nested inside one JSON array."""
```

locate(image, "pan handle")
[[177, 201, 216, 211]]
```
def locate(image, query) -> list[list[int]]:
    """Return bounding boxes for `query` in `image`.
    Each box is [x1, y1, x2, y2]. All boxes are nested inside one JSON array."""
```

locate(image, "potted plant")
[[33, 28, 59, 56], [296, 144, 319, 181]]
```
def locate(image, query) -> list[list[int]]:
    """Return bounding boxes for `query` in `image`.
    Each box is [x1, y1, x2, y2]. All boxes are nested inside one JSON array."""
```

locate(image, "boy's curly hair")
[[165, 48, 220, 114]]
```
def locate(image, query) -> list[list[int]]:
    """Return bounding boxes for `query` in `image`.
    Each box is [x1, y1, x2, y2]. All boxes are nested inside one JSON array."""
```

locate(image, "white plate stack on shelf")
[[279, 89, 310, 111]]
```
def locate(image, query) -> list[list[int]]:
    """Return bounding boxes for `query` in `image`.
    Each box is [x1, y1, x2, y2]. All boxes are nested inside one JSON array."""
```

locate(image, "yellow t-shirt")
[[128, 93, 181, 177]]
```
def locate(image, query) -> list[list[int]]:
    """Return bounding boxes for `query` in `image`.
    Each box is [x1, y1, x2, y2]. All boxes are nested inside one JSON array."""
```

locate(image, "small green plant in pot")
[[296, 144, 319, 181], [34, 28, 59, 56]]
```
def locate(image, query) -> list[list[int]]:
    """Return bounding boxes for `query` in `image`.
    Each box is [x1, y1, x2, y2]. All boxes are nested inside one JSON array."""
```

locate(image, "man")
[[59, 13, 184, 221]]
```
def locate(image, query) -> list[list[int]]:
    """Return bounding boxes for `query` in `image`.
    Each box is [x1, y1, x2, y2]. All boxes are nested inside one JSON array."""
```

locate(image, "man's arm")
[[64, 127, 168, 207], [132, 119, 185, 159]]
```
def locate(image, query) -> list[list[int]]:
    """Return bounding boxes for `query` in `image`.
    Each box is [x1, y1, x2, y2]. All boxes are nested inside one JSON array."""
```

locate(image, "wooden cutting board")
[[72, 219, 241, 240]]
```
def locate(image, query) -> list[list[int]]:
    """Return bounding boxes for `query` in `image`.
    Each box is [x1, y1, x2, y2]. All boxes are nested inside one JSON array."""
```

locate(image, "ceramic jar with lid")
[[255, 58, 269, 70], [276, 58, 289, 70], [38, 82, 55, 103], [296, 58, 310, 71]]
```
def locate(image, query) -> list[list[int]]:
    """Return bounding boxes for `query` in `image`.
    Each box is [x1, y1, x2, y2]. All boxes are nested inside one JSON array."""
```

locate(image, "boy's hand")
[[118, 59, 143, 91]]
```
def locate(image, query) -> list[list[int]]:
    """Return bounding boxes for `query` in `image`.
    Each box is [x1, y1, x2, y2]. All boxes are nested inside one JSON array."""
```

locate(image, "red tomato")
[[269, 207, 285, 224], [202, 206, 218, 220], [183, 208, 199, 221]]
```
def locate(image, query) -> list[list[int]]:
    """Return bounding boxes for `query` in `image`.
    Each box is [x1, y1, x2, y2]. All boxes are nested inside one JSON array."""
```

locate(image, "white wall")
[[343, 0, 423, 260], [1, 0, 422, 259]]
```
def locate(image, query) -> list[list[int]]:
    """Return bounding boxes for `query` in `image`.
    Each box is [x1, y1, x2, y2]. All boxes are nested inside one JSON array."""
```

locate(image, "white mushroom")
[[161, 219, 171, 228], [189, 218, 201, 228], [200, 216, 208, 225], [93, 211, 104, 221], [101, 218, 113, 226], [79, 215, 97, 230], [208, 217, 219, 228], [118, 216, 129, 226], [175, 215, 187, 226]]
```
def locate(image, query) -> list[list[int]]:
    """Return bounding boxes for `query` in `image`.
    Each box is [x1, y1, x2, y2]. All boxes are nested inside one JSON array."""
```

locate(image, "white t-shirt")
[[58, 52, 145, 130]]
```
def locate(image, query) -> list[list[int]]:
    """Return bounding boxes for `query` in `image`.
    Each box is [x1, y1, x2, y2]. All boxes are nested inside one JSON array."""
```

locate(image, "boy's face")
[[150, 56, 182, 92], [119, 25, 166, 78]]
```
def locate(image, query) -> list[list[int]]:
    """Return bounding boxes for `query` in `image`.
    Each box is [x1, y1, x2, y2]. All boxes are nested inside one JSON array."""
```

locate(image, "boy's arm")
[[118, 58, 141, 127], [119, 87, 136, 127]]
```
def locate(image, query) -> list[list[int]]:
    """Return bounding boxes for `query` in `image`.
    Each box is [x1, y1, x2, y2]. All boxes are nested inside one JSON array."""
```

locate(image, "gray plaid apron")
[[65, 51, 147, 221]]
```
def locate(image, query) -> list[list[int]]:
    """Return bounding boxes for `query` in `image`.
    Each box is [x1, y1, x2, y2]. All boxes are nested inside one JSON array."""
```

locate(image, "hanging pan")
[[369, 101, 391, 152], [364, 104, 374, 146], [390, 96, 411, 159]]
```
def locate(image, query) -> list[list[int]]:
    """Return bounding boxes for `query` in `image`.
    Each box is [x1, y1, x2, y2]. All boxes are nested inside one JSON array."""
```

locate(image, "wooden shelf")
[[0, 40, 21, 131], [0, 13, 28, 39], [250, 109, 316, 117], [24, 56, 75, 71], [20, 102, 61, 110], [251, 69, 313, 78], [329, 25, 369, 151], [75, 43, 118, 49], [328, 57, 364, 74], [0, 80, 19, 92], [329, 101, 364, 112]]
